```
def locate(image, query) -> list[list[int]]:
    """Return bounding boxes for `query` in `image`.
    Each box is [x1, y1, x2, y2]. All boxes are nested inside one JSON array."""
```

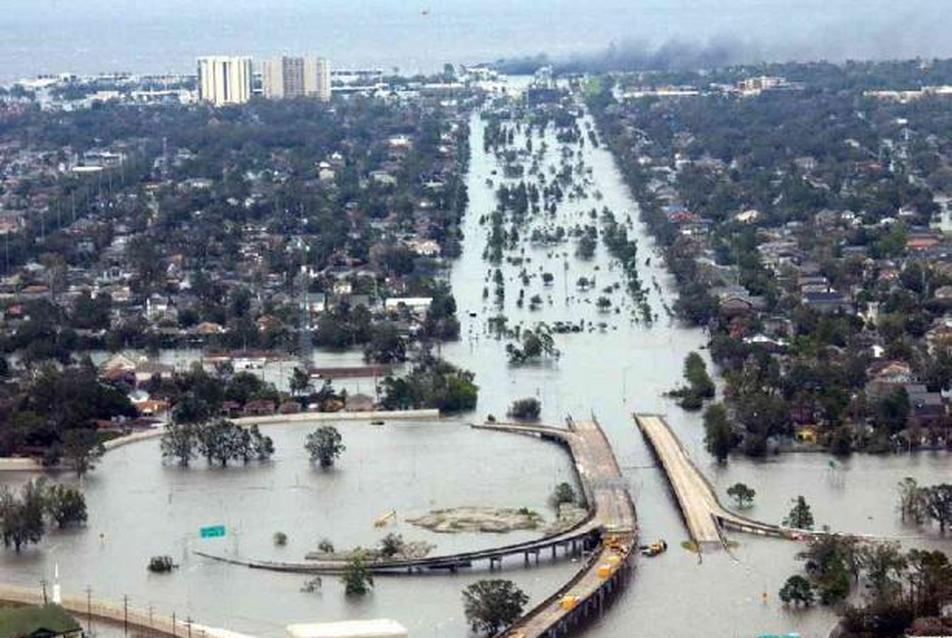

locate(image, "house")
[[100, 352, 137, 374], [133, 398, 169, 417], [719, 296, 755, 317], [0, 604, 83, 638], [405, 238, 441, 257], [243, 400, 276, 416], [333, 280, 353, 296], [905, 384, 946, 428], [865, 360, 914, 399], [802, 290, 853, 314], [195, 321, 225, 335], [795, 425, 819, 444], [734, 209, 762, 224], [384, 297, 432, 315], [278, 401, 302, 414], [221, 401, 243, 418], [907, 233, 942, 252], [134, 361, 174, 385], [932, 286, 952, 306], [345, 393, 376, 412], [926, 320, 952, 354], [256, 314, 283, 332]]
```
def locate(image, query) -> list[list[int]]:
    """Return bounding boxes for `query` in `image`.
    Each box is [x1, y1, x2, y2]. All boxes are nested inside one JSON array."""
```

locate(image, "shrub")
[[508, 398, 541, 421]]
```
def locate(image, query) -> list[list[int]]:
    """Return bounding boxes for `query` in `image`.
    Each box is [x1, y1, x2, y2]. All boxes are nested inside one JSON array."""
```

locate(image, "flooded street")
[[3, 96, 952, 638]]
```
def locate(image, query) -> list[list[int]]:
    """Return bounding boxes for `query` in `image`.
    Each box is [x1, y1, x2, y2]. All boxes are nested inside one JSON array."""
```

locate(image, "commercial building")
[[304, 56, 332, 101], [196, 56, 253, 106], [262, 56, 305, 99], [262, 56, 331, 101]]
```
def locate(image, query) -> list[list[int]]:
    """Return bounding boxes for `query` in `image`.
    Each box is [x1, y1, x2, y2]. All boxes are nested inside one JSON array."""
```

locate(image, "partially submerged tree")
[[341, 554, 374, 595], [45, 484, 87, 528], [379, 533, 405, 558], [61, 428, 105, 477], [779, 574, 814, 606], [462, 579, 529, 636], [784, 495, 815, 530], [305, 426, 345, 468], [0, 479, 48, 553], [550, 482, 577, 507], [726, 482, 756, 510], [703, 403, 736, 463], [508, 397, 541, 421], [161, 424, 196, 466]]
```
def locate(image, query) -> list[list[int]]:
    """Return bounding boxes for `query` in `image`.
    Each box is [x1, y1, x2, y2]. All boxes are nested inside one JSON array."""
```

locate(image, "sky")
[[1, 0, 950, 80]]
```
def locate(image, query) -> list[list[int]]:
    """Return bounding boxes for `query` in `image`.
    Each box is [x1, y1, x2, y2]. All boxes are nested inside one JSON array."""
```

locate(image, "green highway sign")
[[199, 525, 226, 539]]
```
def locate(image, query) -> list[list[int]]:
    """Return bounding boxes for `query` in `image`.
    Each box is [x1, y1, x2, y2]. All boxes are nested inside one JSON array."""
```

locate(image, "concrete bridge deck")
[[634, 413, 806, 547], [496, 418, 637, 638]]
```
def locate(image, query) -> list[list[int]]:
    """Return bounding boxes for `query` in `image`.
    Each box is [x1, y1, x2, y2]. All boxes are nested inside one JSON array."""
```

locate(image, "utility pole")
[[40, 579, 48, 605], [123, 595, 128, 635], [85, 586, 92, 635]]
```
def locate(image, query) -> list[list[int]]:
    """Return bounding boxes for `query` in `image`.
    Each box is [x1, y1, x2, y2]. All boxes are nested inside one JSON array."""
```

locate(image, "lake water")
[[3, 95, 952, 638], [2, 1, 950, 83]]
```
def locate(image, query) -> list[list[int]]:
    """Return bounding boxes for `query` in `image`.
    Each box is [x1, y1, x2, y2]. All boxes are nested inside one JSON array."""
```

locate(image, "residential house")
[[865, 360, 915, 400]]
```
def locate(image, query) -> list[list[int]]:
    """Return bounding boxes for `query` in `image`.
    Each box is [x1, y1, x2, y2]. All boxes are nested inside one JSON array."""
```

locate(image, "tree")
[[551, 482, 577, 507], [506, 326, 559, 364], [364, 324, 407, 363], [784, 495, 815, 530], [462, 579, 529, 636], [508, 397, 541, 420], [60, 428, 105, 477], [798, 535, 859, 605], [248, 425, 275, 461], [922, 484, 952, 533], [44, 484, 87, 528], [779, 575, 815, 606], [305, 426, 345, 468], [873, 387, 910, 434], [0, 479, 47, 553], [379, 533, 405, 558], [379, 356, 479, 413], [858, 541, 907, 604], [161, 424, 196, 466], [897, 477, 927, 524], [905, 548, 952, 616], [683, 352, 715, 398], [195, 419, 244, 467], [341, 554, 374, 595], [289, 367, 311, 396], [703, 403, 736, 463], [726, 483, 756, 509]]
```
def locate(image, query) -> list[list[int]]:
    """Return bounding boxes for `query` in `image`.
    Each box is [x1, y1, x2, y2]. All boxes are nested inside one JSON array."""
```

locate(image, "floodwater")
[[3, 91, 952, 638]]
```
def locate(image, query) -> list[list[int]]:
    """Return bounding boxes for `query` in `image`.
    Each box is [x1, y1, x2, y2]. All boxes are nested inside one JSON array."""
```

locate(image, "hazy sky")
[[2, 0, 950, 79]]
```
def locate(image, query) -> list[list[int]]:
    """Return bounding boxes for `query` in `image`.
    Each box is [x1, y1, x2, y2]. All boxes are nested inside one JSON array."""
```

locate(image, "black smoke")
[[493, 36, 760, 75]]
